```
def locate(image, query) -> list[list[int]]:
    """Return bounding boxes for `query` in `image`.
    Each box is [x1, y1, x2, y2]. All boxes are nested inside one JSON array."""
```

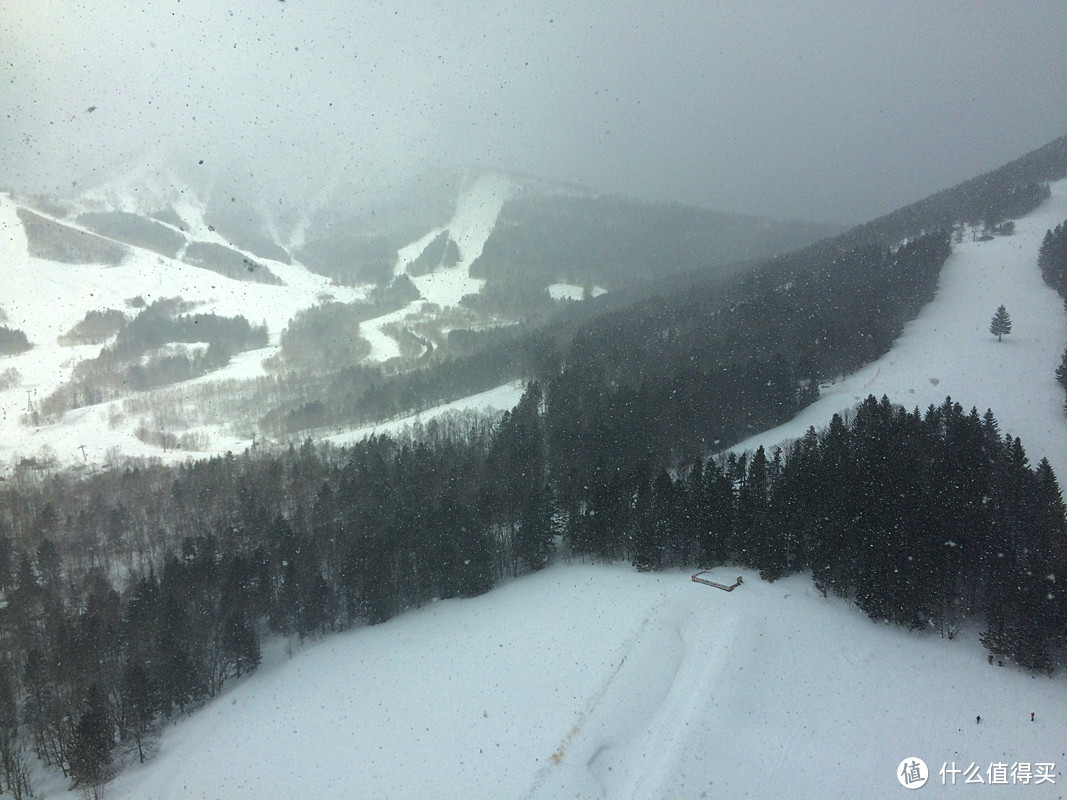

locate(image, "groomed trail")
[[91, 564, 1067, 800], [732, 178, 1067, 483], [360, 172, 517, 361]]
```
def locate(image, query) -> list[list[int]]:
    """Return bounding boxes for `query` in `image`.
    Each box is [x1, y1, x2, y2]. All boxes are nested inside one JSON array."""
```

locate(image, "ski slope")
[[0, 190, 369, 466], [30, 182, 1067, 799], [732, 179, 1067, 481], [361, 172, 518, 361], [0, 173, 529, 471], [74, 565, 1065, 800]]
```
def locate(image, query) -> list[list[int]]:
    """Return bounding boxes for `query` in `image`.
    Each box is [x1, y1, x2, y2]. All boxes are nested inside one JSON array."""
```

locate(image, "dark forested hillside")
[[0, 387, 1062, 797], [294, 137, 1065, 437], [835, 134, 1066, 251], [469, 193, 842, 292], [1, 138, 1066, 795], [1039, 217, 1067, 411], [544, 229, 951, 499]]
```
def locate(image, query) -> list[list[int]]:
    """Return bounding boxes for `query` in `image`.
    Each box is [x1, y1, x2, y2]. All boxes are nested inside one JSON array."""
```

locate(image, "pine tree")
[[121, 660, 160, 764], [736, 446, 770, 569], [989, 305, 1012, 342], [692, 459, 734, 568], [487, 383, 552, 574], [69, 685, 113, 798], [0, 662, 32, 800], [1056, 348, 1067, 404]]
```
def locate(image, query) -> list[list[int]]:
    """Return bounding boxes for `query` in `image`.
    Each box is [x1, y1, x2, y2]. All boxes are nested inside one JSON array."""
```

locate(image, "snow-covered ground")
[[0, 190, 368, 467], [324, 379, 527, 447], [0, 173, 530, 470], [732, 179, 1067, 482], [85, 564, 1065, 800], [27, 181, 1067, 799], [362, 172, 518, 361], [548, 282, 608, 301]]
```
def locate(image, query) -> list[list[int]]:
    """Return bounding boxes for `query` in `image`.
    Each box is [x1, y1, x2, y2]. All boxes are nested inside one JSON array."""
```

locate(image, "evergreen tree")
[[486, 383, 552, 574], [121, 660, 159, 764], [1038, 221, 1067, 294], [0, 661, 31, 800], [630, 474, 661, 572], [736, 446, 770, 569], [691, 458, 734, 568], [810, 413, 855, 595], [69, 684, 113, 798], [989, 305, 1012, 341]]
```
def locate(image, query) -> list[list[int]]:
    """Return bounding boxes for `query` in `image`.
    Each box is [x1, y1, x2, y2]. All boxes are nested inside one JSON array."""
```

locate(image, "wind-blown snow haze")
[[3, 1, 1066, 222]]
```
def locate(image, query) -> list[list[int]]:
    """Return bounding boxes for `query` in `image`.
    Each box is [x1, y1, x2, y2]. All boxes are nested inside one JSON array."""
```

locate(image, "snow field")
[[0, 171, 529, 468], [0, 190, 366, 467], [732, 179, 1067, 481], [361, 173, 517, 361], [96, 564, 1066, 800]]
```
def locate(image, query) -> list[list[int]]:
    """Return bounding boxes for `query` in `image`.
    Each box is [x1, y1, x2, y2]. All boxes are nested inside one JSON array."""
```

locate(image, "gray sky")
[[3, 0, 1066, 223]]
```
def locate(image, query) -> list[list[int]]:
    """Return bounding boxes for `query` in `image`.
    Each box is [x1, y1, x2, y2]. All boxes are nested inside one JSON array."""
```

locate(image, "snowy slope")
[[732, 179, 1067, 482], [361, 172, 517, 361], [324, 379, 527, 448], [86, 565, 1066, 800], [0, 174, 533, 470], [31, 183, 1067, 800], [0, 193, 365, 468]]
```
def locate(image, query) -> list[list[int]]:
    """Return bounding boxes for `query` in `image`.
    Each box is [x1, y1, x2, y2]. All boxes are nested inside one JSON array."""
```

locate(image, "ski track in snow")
[[611, 608, 738, 800], [87, 564, 1067, 800], [361, 173, 516, 361], [10, 177, 1067, 800], [523, 610, 662, 800]]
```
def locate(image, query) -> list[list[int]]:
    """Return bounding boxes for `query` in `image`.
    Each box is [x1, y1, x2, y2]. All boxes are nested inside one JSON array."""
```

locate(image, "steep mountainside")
[[0, 163, 836, 473]]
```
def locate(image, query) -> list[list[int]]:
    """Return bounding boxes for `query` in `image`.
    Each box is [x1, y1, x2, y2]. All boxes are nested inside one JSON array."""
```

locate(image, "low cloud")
[[2, 1, 1065, 223]]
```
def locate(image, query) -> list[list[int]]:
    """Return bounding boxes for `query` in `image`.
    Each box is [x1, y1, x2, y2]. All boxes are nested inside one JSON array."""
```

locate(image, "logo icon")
[[898, 757, 929, 789]]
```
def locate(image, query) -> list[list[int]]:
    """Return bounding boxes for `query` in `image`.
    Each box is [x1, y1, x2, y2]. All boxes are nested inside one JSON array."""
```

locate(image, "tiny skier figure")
[[976, 715, 981, 724], [1031, 712, 1035, 722]]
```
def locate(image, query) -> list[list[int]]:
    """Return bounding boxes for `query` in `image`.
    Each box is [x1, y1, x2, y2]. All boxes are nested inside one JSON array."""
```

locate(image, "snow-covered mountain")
[[72, 564, 1063, 800], [0, 162, 839, 475], [0, 187, 364, 469], [21, 179, 1067, 800], [0, 170, 534, 470]]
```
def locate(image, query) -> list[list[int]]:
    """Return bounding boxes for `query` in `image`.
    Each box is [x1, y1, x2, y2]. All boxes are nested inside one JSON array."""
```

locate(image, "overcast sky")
[[3, 1, 1066, 223]]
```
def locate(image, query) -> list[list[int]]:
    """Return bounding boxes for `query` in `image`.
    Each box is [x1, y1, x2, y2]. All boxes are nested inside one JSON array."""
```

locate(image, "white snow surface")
[[732, 179, 1067, 482], [94, 565, 1065, 800], [33, 181, 1067, 799], [12, 181, 1067, 800], [361, 173, 517, 361], [0, 175, 529, 469], [0, 191, 372, 467]]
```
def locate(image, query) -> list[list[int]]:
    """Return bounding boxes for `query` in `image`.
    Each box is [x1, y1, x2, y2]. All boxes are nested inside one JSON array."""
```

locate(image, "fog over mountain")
[[3, 1, 1066, 224]]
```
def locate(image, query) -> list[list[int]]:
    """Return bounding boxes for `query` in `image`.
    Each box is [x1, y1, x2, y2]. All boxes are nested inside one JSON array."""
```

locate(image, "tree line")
[[1, 137, 1065, 795], [0, 327, 30, 356], [37, 299, 268, 421], [255, 138, 1064, 442], [1040, 218, 1067, 412], [0, 381, 1065, 795]]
